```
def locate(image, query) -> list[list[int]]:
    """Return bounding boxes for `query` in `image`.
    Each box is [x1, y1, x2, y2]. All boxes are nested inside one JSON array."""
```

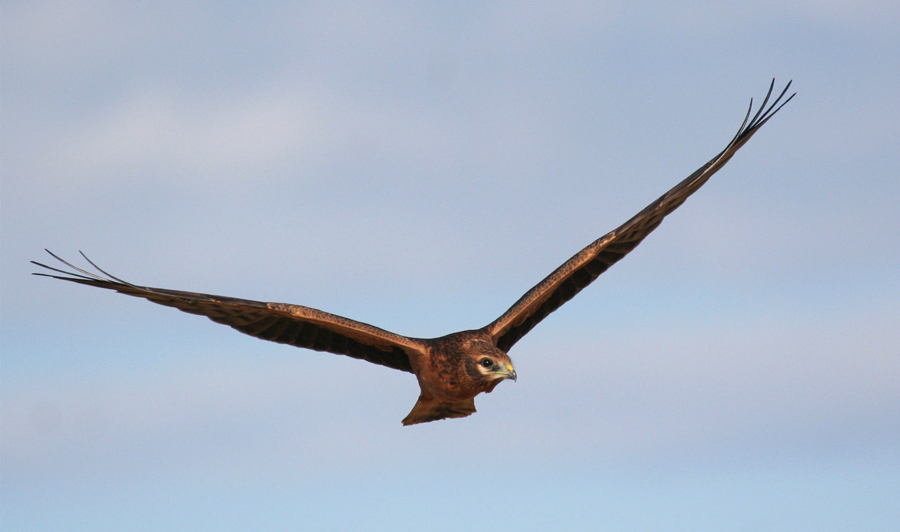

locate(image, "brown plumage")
[[33, 81, 794, 425]]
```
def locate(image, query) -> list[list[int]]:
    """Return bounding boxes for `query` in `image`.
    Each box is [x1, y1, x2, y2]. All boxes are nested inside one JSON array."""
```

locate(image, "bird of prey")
[[34, 81, 794, 425]]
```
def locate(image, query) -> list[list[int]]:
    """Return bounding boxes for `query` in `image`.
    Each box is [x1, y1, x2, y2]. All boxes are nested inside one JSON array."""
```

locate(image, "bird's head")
[[429, 331, 517, 396], [462, 340, 517, 392], [472, 352, 517, 382]]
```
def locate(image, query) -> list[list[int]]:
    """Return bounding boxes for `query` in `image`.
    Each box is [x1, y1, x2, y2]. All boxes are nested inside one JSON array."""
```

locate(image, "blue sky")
[[3, 2, 898, 531]]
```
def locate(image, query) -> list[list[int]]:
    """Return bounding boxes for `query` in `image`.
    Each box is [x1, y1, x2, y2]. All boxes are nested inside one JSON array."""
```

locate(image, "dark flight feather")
[[484, 80, 794, 351], [33, 250, 425, 373]]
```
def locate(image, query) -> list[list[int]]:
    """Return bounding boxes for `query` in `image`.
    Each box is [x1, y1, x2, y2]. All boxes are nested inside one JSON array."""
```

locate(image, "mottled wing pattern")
[[32, 251, 425, 372], [486, 81, 795, 352]]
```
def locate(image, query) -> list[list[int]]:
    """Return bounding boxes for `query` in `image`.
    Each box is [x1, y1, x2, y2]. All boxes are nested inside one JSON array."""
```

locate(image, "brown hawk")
[[34, 81, 794, 425]]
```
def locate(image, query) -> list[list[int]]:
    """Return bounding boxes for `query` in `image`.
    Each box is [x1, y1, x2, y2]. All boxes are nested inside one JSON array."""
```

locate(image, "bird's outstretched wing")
[[485, 80, 795, 352], [32, 250, 426, 372]]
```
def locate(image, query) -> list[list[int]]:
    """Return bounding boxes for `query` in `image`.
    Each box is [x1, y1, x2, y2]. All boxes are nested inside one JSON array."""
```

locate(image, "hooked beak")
[[504, 364, 517, 382]]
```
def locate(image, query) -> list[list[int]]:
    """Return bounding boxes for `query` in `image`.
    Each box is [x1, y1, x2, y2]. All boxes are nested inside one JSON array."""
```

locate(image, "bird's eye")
[[480, 358, 494, 368]]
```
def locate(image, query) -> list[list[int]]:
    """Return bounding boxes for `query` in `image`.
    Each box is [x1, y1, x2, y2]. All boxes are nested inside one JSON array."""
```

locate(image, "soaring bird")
[[34, 81, 794, 425]]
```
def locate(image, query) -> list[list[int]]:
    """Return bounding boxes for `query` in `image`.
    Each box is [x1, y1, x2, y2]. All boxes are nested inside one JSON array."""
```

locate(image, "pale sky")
[[3, 2, 899, 531]]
